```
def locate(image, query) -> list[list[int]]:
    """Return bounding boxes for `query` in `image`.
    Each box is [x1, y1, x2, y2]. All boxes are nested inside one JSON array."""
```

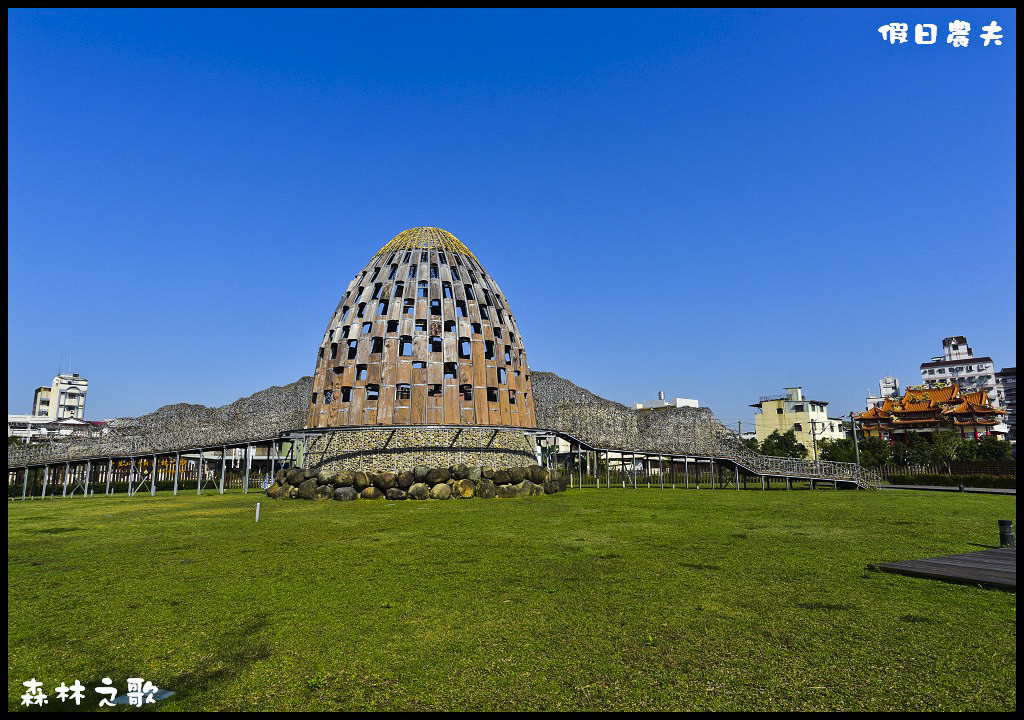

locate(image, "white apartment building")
[[866, 375, 900, 410], [32, 373, 88, 420], [995, 367, 1016, 443], [919, 336, 998, 404]]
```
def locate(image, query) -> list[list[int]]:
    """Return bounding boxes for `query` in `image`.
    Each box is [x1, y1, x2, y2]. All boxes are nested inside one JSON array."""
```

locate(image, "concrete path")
[[880, 484, 1015, 495]]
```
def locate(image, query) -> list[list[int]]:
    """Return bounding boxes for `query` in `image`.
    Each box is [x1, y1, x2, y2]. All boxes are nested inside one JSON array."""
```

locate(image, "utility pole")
[[810, 419, 819, 461], [850, 411, 860, 465]]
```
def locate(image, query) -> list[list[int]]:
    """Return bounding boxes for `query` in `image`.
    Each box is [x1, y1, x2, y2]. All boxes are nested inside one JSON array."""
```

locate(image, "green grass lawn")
[[7, 487, 1017, 711]]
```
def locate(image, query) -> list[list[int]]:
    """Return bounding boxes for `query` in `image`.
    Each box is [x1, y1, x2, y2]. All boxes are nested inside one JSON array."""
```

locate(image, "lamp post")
[[849, 411, 861, 465]]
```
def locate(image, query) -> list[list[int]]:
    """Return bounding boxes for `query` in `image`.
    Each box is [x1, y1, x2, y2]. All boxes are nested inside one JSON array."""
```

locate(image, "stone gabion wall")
[[266, 463, 565, 501], [8, 370, 747, 469], [304, 427, 537, 474], [531, 371, 743, 456], [7, 377, 313, 467]]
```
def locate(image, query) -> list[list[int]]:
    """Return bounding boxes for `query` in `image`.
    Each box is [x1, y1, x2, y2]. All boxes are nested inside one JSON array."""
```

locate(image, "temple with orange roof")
[[855, 382, 1007, 443]]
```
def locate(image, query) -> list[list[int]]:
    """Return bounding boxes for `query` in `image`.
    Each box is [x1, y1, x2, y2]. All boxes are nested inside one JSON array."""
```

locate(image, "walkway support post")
[[269, 440, 276, 485], [106, 458, 112, 496], [577, 447, 582, 489], [42, 465, 49, 499], [243, 444, 251, 494], [173, 452, 180, 496], [22, 467, 29, 500], [63, 462, 70, 497], [85, 460, 91, 497], [220, 446, 227, 495]]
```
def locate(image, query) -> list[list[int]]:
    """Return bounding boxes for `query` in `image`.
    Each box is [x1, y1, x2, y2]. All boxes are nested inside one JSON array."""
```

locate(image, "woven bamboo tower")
[[307, 227, 537, 430]]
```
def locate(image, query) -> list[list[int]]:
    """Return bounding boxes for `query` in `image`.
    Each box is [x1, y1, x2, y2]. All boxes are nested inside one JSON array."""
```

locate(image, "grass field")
[[7, 487, 1017, 711]]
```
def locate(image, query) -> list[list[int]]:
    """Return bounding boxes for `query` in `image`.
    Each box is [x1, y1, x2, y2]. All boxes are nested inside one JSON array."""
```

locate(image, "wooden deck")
[[870, 547, 1016, 590]]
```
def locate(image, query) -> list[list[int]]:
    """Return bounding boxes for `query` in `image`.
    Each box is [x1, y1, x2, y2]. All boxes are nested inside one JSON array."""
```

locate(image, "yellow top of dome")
[[375, 227, 476, 262]]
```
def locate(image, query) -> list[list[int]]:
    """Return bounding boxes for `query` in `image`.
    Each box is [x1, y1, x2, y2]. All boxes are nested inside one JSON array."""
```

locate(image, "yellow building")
[[751, 387, 846, 460]]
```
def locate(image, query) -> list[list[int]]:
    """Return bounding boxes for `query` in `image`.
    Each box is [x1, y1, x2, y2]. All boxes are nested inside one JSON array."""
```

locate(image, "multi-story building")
[[866, 376, 900, 410], [32, 373, 88, 420], [750, 387, 846, 460], [995, 367, 1016, 443], [919, 336, 998, 404]]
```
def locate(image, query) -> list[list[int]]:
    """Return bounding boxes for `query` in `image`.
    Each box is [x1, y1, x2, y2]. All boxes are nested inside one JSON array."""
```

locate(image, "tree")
[[955, 438, 979, 461], [976, 435, 1014, 461], [741, 436, 760, 453], [891, 433, 931, 465], [759, 430, 808, 459], [818, 437, 857, 464], [929, 430, 961, 470], [857, 437, 893, 468]]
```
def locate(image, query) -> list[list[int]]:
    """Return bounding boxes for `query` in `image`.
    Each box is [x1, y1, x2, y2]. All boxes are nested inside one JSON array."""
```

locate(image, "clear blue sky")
[[8, 9, 1016, 429]]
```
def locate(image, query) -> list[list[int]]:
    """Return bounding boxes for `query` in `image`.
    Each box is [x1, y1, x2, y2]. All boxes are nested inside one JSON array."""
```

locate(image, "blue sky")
[[8, 9, 1016, 429]]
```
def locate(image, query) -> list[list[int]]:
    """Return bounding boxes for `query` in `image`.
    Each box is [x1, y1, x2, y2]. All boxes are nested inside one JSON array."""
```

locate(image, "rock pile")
[[266, 463, 565, 501]]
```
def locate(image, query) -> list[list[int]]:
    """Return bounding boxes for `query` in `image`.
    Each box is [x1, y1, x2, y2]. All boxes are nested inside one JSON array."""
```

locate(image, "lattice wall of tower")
[[307, 227, 537, 429]]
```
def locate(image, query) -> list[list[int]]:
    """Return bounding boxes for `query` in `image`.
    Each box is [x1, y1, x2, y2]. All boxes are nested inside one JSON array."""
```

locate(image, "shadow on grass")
[[162, 615, 274, 704], [13, 616, 273, 713], [797, 602, 854, 611], [900, 614, 936, 624]]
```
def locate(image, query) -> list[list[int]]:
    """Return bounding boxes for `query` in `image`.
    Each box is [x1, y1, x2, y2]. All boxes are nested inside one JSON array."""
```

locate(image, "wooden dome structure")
[[307, 227, 536, 429]]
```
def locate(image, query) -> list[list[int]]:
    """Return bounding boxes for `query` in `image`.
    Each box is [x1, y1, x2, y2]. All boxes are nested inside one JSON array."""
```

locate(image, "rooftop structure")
[[635, 391, 699, 410]]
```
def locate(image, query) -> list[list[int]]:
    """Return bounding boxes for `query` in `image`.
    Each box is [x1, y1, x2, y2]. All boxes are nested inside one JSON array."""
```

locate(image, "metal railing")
[[543, 429, 881, 490]]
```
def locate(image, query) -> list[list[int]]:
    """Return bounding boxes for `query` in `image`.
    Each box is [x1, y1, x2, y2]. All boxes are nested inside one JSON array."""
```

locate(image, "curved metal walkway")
[[7, 425, 880, 500], [539, 430, 880, 491]]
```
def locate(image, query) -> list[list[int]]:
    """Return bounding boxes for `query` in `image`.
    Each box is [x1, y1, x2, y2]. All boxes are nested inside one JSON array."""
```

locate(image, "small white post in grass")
[[255, 502, 261, 523]]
